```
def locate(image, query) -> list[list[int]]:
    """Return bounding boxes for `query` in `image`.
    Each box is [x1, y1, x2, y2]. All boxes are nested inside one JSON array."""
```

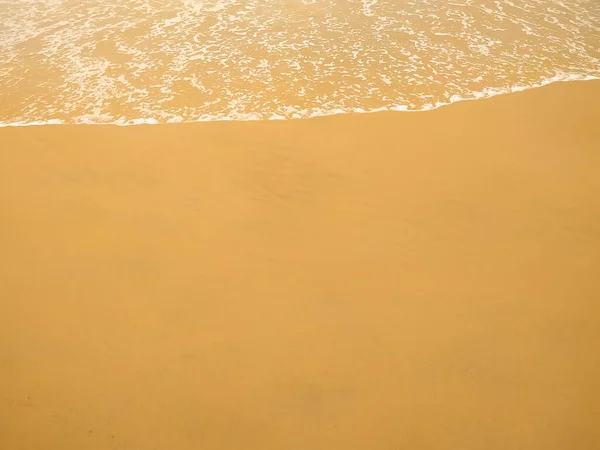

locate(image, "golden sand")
[[1, 80, 600, 449]]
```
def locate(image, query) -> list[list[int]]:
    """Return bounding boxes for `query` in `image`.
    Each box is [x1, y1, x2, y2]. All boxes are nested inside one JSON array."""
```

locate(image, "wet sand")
[[1, 81, 600, 449]]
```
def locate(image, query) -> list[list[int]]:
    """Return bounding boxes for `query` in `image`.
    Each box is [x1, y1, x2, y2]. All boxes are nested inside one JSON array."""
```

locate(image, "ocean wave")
[[1, 73, 597, 127], [1, 0, 599, 126]]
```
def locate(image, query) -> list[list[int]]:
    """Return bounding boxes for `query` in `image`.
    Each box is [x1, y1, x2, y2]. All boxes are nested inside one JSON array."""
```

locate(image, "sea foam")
[[0, 0, 598, 127]]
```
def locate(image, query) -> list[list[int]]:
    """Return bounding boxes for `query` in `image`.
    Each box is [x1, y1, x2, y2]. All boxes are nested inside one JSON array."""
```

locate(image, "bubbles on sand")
[[0, 0, 599, 125]]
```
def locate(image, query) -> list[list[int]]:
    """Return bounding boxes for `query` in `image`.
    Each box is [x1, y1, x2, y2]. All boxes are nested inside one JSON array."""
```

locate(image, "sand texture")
[[1, 80, 600, 449]]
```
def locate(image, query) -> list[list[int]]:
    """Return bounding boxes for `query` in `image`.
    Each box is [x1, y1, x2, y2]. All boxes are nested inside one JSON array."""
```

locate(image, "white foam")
[[1, 0, 599, 127], [2, 74, 597, 128], [0, 119, 65, 127], [361, 0, 378, 17]]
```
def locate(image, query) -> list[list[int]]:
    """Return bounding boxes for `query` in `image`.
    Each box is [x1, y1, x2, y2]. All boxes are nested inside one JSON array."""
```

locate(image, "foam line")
[[0, 74, 598, 127]]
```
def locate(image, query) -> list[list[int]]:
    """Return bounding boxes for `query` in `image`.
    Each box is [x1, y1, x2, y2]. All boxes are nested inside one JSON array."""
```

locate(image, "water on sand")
[[1, 0, 599, 125]]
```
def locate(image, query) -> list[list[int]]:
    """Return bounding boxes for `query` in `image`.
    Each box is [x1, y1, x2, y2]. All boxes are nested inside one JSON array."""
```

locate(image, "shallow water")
[[0, 0, 599, 125]]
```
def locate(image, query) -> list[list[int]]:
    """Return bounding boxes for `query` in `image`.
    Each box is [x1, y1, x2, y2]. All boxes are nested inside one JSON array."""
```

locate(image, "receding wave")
[[1, 0, 599, 126]]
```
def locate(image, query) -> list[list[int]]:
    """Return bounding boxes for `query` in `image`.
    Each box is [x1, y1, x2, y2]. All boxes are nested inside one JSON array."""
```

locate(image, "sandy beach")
[[1, 80, 600, 449]]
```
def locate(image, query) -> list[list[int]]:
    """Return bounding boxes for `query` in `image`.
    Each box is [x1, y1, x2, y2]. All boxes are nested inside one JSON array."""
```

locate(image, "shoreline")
[[1, 73, 599, 128]]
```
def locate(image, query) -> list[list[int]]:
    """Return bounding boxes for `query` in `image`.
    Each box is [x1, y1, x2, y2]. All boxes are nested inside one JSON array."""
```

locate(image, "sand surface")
[[1, 81, 600, 449]]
